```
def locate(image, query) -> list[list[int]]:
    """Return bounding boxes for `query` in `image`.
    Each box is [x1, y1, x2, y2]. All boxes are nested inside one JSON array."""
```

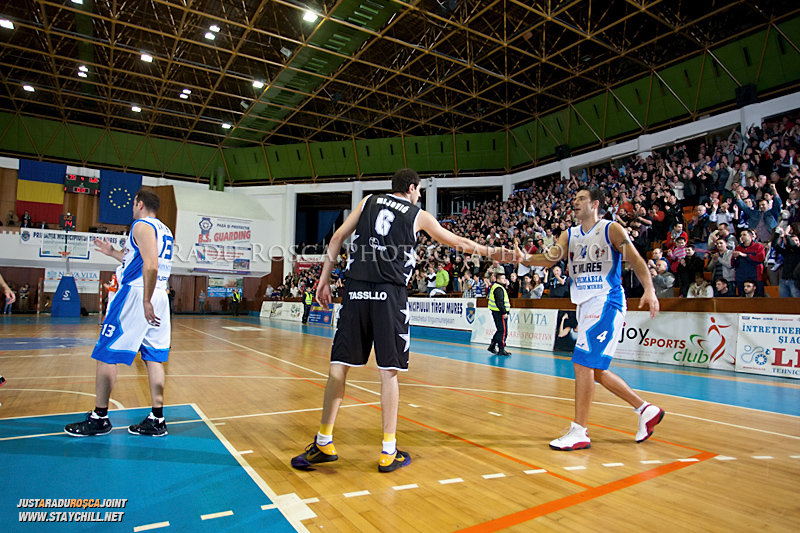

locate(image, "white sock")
[[316, 432, 333, 446], [382, 439, 397, 455], [634, 402, 648, 415], [571, 421, 587, 432]]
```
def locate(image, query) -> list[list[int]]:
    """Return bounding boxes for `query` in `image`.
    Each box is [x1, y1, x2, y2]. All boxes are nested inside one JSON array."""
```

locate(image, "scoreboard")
[[64, 174, 100, 195]]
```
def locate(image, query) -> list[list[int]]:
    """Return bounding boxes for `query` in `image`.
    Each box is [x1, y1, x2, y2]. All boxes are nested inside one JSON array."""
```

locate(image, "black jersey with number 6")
[[346, 193, 421, 286]]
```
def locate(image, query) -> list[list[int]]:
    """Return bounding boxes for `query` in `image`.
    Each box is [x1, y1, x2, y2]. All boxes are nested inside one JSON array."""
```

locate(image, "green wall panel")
[[87, 130, 121, 167], [612, 78, 651, 128], [696, 53, 740, 112], [42, 123, 78, 161], [68, 124, 104, 162], [714, 32, 766, 87]]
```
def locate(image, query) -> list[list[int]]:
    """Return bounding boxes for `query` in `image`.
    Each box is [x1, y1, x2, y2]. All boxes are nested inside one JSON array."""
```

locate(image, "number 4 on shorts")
[[596, 330, 608, 343]]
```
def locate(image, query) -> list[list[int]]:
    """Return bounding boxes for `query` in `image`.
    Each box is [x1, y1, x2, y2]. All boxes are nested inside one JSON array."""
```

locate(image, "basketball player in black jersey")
[[291, 168, 511, 473]]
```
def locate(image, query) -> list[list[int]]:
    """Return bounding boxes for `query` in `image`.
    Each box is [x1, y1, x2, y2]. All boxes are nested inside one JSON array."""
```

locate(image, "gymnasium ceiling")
[[0, 1, 799, 182]]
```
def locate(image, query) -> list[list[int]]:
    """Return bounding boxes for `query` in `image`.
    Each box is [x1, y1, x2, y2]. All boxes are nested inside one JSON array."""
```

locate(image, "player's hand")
[[639, 289, 660, 319], [144, 301, 160, 327], [316, 283, 332, 307], [94, 238, 113, 256], [3, 287, 15, 304]]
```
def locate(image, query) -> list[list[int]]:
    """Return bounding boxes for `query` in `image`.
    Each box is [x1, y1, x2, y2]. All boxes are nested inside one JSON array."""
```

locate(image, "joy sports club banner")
[[736, 314, 800, 379], [471, 308, 558, 351], [408, 297, 477, 331], [615, 312, 738, 370]]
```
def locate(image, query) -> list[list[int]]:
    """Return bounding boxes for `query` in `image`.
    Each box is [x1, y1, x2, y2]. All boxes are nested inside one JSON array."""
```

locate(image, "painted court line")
[[752, 455, 773, 459], [408, 404, 420, 408], [488, 412, 502, 417], [133, 522, 170, 532], [563, 466, 586, 471], [524, 469, 547, 475], [302, 498, 319, 504], [677, 458, 700, 462], [482, 473, 506, 479], [640, 460, 662, 464], [715, 456, 737, 461], [237, 450, 254, 455], [790, 455, 800, 459], [439, 478, 464, 484], [261, 504, 277, 510], [393, 484, 419, 491], [456, 451, 717, 532], [344, 490, 370, 498], [603, 463, 625, 467], [200, 510, 233, 520]]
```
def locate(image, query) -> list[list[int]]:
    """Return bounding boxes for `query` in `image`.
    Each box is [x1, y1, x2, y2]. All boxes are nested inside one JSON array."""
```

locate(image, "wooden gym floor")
[[0, 315, 798, 532]]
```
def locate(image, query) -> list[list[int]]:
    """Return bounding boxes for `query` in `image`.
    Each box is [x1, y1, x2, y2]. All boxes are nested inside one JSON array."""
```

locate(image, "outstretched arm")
[[609, 222, 659, 318], [516, 229, 568, 268], [415, 210, 512, 262]]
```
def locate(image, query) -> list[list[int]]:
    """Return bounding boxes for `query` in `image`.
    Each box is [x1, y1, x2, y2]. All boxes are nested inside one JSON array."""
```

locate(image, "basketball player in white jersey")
[[517, 187, 664, 450], [65, 190, 174, 438], [291, 169, 511, 472]]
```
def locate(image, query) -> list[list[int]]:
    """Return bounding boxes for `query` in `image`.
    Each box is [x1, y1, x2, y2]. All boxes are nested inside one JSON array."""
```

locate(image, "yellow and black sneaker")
[[378, 449, 411, 473], [291, 440, 338, 470]]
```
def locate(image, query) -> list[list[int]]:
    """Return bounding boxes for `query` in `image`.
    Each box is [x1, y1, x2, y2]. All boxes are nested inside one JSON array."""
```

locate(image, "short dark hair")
[[743, 279, 756, 286], [392, 168, 420, 194], [714, 277, 727, 285], [135, 190, 160, 213], [580, 186, 605, 210]]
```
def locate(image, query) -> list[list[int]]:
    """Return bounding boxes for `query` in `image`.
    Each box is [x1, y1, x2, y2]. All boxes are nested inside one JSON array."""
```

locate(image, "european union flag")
[[99, 170, 142, 225]]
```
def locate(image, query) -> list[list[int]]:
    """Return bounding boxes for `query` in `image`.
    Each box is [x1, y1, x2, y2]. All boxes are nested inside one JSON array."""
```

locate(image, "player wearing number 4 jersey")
[[65, 190, 173, 438], [291, 169, 512, 473], [517, 187, 664, 450]]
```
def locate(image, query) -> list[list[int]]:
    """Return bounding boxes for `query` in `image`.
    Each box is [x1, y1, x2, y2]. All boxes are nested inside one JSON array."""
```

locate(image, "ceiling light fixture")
[[204, 31, 215, 40], [280, 47, 292, 58], [179, 93, 188, 99], [252, 80, 264, 89], [222, 123, 231, 129], [209, 25, 220, 32], [303, 11, 318, 22], [78, 65, 88, 72], [0, 19, 14, 30], [71, 0, 84, 4], [78, 72, 87, 78], [141, 53, 153, 62], [23, 85, 34, 92], [182, 89, 191, 95], [131, 105, 142, 112]]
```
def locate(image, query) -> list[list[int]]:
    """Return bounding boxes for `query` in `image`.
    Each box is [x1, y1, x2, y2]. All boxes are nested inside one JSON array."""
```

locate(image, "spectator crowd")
[[274, 112, 800, 301]]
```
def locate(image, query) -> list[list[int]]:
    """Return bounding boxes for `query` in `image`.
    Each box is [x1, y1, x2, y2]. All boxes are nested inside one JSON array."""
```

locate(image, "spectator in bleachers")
[[5, 210, 18, 227], [651, 259, 675, 299], [461, 270, 475, 298], [665, 223, 688, 251], [733, 230, 766, 296], [425, 265, 436, 294], [435, 263, 449, 293], [741, 279, 763, 298], [676, 244, 704, 297], [688, 205, 710, 245], [706, 239, 736, 292], [736, 183, 782, 242], [714, 277, 735, 297], [687, 272, 713, 298], [668, 236, 688, 273], [529, 273, 545, 299], [772, 225, 800, 297], [547, 265, 569, 299]]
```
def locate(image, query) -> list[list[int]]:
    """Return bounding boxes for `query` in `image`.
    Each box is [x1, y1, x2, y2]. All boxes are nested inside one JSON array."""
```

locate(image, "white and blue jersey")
[[92, 216, 173, 366], [119, 217, 173, 289], [567, 219, 624, 308], [567, 219, 626, 370]]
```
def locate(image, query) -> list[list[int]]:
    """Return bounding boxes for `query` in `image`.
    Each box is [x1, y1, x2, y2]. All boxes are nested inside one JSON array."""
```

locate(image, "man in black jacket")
[[773, 226, 800, 297]]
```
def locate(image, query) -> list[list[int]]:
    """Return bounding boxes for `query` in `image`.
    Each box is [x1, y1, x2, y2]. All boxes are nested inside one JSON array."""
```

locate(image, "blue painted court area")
[[242, 316, 800, 418], [0, 404, 297, 532], [0, 337, 96, 351]]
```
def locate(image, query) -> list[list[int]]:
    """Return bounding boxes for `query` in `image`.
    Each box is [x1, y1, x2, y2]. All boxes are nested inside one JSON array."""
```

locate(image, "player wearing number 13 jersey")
[[518, 187, 665, 451], [291, 169, 512, 473], [65, 190, 173, 438]]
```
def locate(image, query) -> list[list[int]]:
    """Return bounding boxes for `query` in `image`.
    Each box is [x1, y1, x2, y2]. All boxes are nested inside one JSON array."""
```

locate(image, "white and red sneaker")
[[636, 404, 665, 443], [550, 422, 591, 451]]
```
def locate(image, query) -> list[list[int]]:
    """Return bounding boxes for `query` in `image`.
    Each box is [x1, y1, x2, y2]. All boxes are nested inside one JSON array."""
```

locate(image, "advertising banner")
[[309, 303, 334, 325], [471, 308, 558, 351], [735, 314, 800, 379], [615, 312, 738, 370], [408, 297, 478, 331], [207, 276, 243, 298], [44, 270, 100, 293], [21, 228, 126, 261], [280, 302, 304, 323], [194, 244, 252, 274], [332, 303, 342, 329]]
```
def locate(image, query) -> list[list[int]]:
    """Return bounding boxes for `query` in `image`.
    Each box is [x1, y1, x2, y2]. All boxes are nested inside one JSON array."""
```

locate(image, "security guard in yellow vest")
[[487, 268, 511, 356], [302, 285, 314, 324], [231, 289, 242, 317]]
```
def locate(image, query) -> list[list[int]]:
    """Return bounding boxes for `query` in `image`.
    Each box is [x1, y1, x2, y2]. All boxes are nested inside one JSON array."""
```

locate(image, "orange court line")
[[456, 451, 717, 533]]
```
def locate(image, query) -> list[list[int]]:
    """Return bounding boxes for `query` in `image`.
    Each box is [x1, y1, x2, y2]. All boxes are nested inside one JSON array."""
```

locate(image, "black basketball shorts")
[[331, 279, 410, 371]]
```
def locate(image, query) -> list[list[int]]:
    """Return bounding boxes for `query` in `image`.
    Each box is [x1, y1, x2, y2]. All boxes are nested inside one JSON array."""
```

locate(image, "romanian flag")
[[16, 160, 67, 225]]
